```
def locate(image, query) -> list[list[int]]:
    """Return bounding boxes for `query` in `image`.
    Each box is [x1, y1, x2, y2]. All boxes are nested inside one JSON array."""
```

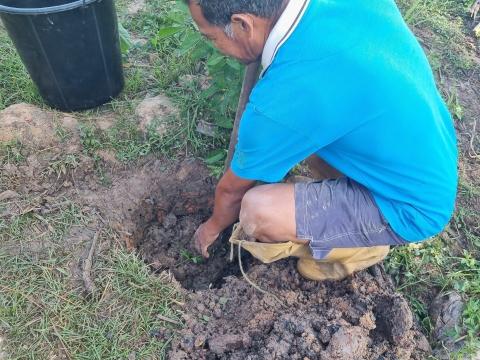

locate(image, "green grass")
[[386, 239, 480, 357], [0, 248, 183, 359], [0, 199, 183, 359], [397, 0, 476, 73], [0, 29, 40, 109], [0, 139, 26, 167]]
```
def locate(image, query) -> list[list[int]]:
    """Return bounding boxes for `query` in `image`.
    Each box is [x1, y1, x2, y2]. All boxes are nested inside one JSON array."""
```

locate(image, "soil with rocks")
[[168, 260, 431, 360]]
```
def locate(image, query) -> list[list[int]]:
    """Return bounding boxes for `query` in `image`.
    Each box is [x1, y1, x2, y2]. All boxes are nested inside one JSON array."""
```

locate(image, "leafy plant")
[[79, 125, 103, 154], [44, 154, 79, 179], [118, 22, 133, 55], [445, 88, 464, 120], [152, 1, 244, 131], [204, 149, 227, 178], [180, 249, 204, 264]]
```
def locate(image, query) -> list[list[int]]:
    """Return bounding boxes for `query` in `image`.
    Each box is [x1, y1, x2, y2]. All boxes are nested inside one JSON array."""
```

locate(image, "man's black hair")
[[185, 0, 284, 26]]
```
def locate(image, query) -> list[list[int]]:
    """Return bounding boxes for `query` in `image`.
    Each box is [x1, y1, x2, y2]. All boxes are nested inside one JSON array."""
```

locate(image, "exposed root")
[[468, 119, 479, 159], [82, 231, 100, 296]]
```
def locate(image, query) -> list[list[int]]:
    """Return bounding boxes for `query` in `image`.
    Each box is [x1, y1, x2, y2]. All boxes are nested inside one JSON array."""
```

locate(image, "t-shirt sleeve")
[[231, 104, 320, 183]]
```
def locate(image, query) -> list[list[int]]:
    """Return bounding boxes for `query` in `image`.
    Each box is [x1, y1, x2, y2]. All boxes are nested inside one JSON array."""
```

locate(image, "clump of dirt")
[[169, 261, 431, 360]]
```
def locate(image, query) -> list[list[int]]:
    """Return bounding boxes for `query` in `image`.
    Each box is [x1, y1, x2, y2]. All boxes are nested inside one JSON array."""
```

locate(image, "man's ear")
[[231, 13, 254, 38]]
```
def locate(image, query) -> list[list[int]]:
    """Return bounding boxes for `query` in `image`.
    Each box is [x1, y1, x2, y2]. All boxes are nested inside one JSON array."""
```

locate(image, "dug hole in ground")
[[0, 102, 432, 360]]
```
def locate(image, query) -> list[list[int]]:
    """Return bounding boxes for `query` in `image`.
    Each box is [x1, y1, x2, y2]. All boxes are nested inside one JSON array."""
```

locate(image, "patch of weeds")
[[0, 245, 183, 359], [204, 149, 227, 178], [123, 66, 149, 97], [397, 0, 476, 73], [452, 205, 480, 249], [104, 115, 151, 161], [386, 235, 480, 355], [93, 155, 113, 187], [0, 140, 26, 166], [444, 88, 464, 120], [80, 124, 104, 154], [54, 123, 73, 143], [152, 1, 243, 128], [461, 298, 480, 352], [458, 178, 480, 201], [0, 191, 184, 358], [0, 30, 41, 110], [180, 249, 204, 264], [0, 198, 86, 251], [43, 154, 80, 179], [125, 0, 242, 157]]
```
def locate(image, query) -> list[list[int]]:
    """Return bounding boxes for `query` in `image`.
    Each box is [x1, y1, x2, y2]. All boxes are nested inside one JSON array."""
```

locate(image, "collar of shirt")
[[260, 0, 311, 77]]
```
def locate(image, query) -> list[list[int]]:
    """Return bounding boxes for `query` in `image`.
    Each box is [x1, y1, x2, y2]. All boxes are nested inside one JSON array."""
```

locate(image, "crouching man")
[[187, 0, 458, 280]]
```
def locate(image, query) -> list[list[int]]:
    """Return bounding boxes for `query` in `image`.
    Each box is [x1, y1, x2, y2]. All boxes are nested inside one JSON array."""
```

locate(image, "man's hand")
[[194, 221, 220, 258], [193, 169, 256, 259]]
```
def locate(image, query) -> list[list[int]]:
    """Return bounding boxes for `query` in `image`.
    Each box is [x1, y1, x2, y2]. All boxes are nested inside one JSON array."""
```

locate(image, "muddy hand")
[[194, 221, 220, 259]]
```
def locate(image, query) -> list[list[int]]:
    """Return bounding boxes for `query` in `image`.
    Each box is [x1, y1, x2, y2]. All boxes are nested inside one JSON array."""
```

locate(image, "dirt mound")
[[0, 103, 80, 151], [169, 261, 431, 360]]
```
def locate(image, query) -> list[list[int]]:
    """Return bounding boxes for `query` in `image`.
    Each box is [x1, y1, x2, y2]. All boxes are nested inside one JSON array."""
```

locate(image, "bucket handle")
[[0, 0, 97, 15]]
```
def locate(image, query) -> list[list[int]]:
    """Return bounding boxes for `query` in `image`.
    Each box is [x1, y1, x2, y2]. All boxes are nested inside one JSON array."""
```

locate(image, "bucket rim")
[[0, 0, 98, 15]]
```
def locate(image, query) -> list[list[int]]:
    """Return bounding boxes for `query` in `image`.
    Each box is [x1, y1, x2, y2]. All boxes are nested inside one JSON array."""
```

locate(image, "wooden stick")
[[156, 314, 183, 326], [224, 60, 261, 171], [82, 231, 99, 296]]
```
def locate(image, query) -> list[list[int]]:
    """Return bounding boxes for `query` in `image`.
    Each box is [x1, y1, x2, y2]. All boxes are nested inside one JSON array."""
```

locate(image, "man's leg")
[[239, 183, 303, 244], [238, 154, 341, 242], [237, 177, 405, 280]]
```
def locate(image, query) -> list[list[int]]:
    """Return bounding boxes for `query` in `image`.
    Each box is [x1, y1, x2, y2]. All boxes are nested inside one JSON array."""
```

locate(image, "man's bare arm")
[[194, 169, 255, 258]]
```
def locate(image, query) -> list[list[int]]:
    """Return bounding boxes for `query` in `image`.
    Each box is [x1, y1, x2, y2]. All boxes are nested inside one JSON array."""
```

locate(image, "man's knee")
[[239, 186, 274, 240]]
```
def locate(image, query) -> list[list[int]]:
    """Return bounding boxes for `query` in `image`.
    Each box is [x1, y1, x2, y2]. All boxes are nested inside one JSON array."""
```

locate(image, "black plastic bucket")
[[0, 0, 124, 111]]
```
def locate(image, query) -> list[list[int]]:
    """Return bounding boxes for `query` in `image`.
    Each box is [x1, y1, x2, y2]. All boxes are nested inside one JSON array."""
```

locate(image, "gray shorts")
[[294, 178, 408, 259]]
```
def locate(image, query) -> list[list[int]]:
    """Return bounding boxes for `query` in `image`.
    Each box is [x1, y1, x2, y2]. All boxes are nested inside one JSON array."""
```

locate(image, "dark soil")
[[139, 216, 244, 290], [133, 160, 249, 291], [169, 261, 431, 360]]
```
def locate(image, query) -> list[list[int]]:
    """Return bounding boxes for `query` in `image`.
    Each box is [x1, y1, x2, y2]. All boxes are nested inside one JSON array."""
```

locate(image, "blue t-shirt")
[[231, 0, 458, 242]]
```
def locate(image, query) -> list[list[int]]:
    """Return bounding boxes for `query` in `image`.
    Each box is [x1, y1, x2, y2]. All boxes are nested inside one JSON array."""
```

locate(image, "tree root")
[[82, 230, 100, 296]]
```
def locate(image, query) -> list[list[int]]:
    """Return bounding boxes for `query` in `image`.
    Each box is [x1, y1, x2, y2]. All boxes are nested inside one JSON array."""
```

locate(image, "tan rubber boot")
[[296, 246, 390, 281]]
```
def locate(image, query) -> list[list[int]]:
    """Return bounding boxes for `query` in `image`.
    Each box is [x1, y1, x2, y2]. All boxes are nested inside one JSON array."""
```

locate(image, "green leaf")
[[155, 27, 183, 41], [226, 58, 242, 71], [214, 116, 233, 129], [207, 53, 225, 67], [176, 31, 202, 56], [118, 23, 133, 55], [204, 149, 226, 165]]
